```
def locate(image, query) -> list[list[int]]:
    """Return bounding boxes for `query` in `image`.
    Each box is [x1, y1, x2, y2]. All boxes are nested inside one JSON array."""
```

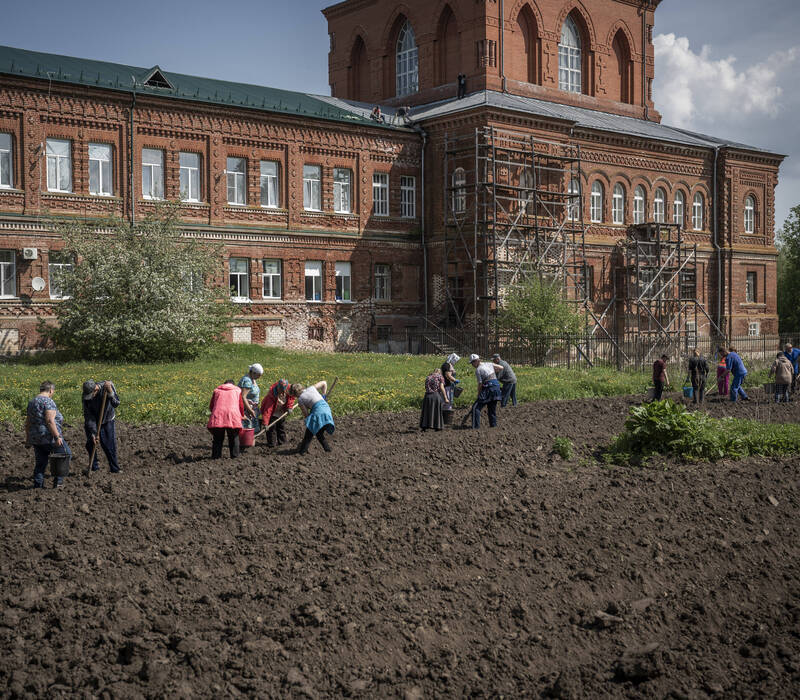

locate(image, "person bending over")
[[290, 381, 334, 454]]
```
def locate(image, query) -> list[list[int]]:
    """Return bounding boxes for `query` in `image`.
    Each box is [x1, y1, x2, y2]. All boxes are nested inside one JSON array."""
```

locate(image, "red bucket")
[[239, 428, 255, 447]]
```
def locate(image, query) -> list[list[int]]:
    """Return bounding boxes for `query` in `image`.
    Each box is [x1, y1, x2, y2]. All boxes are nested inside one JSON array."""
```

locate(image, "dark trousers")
[[500, 382, 517, 407], [730, 374, 749, 402], [85, 421, 119, 472], [472, 400, 498, 428], [298, 428, 331, 454], [775, 384, 790, 403], [210, 428, 240, 459], [33, 440, 71, 488], [653, 380, 665, 400], [691, 377, 706, 404], [265, 416, 287, 447]]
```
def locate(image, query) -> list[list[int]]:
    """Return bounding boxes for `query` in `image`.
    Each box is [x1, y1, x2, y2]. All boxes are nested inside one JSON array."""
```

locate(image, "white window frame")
[[305, 260, 322, 301], [612, 184, 624, 225], [88, 143, 113, 196], [590, 181, 603, 223], [141, 148, 164, 200], [229, 257, 250, 302], [558, 16, 582, 94], [745, 271, 757, 303], [653, 188, 666, 223], [373, 172, 389, 217], [179, 152, 201, 202], [374, 263, 391, 301], [673, 190, 685, 226], [0, 133, 14, 189], [261, 259, 281, 299], [226, 157, 246, 205], [567, 178, 581, 222], [744, 196, 755, 234], [46, 138, 72, 193], [335, 261, 352, 302], [260, 160, 279, 208], [303, 165, 321, 211], [748, 321, 760, 337], [396, 20, 419, 97], [692, 193, 704, 231], [400, 175, 416, 218], [452, 168, 466, 214], [0, 250, 15, 298], [333, 168, 352, 214], [48, 251, 74, 300], [633, 186, 645, 225]]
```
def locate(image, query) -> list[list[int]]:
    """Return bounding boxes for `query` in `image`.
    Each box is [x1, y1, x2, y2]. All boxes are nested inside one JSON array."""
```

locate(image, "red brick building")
[[0, 0, 785, 355]]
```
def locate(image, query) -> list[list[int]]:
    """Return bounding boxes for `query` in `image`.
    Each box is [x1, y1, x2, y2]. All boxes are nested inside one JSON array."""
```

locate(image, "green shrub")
[[607, 399, 800, 464], [552, 436, 573, 460]]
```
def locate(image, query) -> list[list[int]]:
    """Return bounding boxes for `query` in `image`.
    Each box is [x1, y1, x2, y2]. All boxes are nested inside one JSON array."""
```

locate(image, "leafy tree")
[[778, 204, 800, 332], [41, 204, 235, 361], [496, 276, 586, 348]]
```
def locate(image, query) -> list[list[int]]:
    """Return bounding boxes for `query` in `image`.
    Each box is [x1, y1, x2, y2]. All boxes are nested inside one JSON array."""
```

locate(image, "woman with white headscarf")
[[238, 363, 263, 433]]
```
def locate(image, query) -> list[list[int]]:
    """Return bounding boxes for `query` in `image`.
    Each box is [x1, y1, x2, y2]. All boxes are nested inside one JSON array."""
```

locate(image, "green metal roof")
[[0, 44, 389, 128]]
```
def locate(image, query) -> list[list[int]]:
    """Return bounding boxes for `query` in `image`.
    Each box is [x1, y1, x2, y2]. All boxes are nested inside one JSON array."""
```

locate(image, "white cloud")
[[653, 33, 798, 128]]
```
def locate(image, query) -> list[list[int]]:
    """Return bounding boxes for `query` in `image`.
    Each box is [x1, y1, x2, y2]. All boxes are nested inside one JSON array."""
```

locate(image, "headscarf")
[[273, 379, 289, 397], [249, 363, 264, 376]]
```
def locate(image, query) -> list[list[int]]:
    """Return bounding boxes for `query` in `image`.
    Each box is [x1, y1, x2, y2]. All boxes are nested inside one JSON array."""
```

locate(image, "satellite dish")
[[31, 277, 46, 292]]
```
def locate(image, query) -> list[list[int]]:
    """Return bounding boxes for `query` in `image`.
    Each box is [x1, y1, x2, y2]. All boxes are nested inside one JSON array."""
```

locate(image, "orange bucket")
[[239, 428, 255, 447]]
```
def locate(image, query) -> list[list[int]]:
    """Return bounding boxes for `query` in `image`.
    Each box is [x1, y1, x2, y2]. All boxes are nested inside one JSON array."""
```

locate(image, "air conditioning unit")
[[22, 247, 38, 260]]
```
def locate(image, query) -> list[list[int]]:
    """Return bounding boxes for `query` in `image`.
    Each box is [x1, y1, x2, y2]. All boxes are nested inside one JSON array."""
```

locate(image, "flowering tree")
[[778, 204, 800, 332], [41, 204, 235, 361]]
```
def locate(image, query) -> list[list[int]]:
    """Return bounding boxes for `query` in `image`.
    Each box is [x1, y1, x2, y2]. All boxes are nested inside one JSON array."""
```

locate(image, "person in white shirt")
[[289, 380, 334, 454], [469, 353, 504, 428]]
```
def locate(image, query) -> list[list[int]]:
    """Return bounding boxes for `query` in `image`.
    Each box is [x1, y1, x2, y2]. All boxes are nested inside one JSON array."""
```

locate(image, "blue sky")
[[1, 0, 798, 229]]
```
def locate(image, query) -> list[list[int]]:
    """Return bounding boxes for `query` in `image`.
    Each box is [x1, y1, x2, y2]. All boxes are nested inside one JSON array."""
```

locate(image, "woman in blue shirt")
[[24, 381, 72, 488], [238, 363, 263, 432]]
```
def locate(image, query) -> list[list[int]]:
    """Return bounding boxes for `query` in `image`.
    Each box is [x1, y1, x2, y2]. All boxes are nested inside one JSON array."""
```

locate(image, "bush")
[[552, 436, 574, 460], [41, 205, 235, 361], [606, 399, 800, 464]]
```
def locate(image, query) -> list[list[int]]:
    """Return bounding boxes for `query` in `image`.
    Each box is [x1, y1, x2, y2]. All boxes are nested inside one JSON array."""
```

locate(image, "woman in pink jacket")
[[208, 380, 245, 459]]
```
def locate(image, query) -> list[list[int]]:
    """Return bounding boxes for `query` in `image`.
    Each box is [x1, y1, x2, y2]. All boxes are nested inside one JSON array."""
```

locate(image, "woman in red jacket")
[[208, 380, 245, 459], [260, 379, 295, 447]]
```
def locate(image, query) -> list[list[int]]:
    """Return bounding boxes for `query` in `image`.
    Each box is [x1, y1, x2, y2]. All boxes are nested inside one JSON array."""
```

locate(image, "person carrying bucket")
[[208, 380, 245, 458], [289, 381, 334, 454], [83, 379, 121, 473], [238, 364, 263, 449], [260, 379, 295, 447], [24, 381, 72, 488], [469, 354, 503, 429]]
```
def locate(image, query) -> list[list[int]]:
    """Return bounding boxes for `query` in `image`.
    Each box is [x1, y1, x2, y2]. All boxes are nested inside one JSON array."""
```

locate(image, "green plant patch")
[[552, 436, 574, 460]]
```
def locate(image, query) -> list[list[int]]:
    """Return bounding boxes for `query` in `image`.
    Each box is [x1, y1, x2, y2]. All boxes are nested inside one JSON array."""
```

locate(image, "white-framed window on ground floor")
[[335, 261, 352, 301], [748, 321, 760, 337], [48, 251, 74, 299], [308, 326, 324, 341], [0, 250, 15, 298], [229, 257, 249, 302], [261, 259, 281, 299], [374, 263, 390, 300], [305, 260, 322, 301]]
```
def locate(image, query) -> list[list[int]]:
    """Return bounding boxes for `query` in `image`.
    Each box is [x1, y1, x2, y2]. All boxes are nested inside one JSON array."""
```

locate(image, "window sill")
[[226, 202, 247, 207], [141, 196, 165, 202], [740, 302, 766, 309], [88, 192, 115, 198], [0, 187, 22, 193], [335, 299, 355, 304], [231, 298, 251, 304], [45, 189, 74, 195]]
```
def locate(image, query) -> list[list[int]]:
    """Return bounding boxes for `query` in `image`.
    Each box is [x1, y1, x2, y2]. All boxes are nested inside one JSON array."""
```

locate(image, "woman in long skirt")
[[420, 369, 448, 431]]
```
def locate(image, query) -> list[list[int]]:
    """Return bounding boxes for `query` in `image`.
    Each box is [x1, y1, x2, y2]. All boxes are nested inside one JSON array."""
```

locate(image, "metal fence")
[[405, 329, 800, 371]]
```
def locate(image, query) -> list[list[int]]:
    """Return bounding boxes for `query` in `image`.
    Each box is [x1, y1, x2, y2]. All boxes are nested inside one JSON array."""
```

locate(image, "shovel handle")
[[87, 389, 109, 474]]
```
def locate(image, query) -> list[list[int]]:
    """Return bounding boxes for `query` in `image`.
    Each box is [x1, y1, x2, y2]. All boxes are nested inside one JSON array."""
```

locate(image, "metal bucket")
[[442, 409, 454, 425], [49, 453, 70, 478]]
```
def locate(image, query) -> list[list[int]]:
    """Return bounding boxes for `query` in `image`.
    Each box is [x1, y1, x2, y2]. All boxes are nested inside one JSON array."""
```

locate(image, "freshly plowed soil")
[[1, 393, 799, 698]]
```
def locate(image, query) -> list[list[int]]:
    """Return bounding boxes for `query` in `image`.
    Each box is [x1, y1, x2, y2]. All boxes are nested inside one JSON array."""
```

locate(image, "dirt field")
[[1, 392, 799, 698]]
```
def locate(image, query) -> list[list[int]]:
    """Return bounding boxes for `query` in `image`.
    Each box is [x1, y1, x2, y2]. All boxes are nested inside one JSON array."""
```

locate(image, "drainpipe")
[[641, 2, 649, 120], [712, 145, 723, 336], [411, 124, 429, 326], [129, 80, 136, 225], [500, 0, 507, 93]]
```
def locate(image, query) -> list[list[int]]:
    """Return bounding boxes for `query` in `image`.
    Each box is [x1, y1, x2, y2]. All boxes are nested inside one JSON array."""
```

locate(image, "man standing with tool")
[[83, 379, 121, 473], [469, 354, 504, 429], [491, 353, 517, 407]]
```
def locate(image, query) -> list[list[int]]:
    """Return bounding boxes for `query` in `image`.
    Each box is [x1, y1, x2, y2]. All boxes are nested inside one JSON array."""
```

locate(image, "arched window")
[[744, 195, 755, 233], [612, 183, 625, 225], [673, 190, 685, 226], [350, 36, 369, 102], [653, 187, 666, 223], [559, 16, 582, 94], [567, 178, 581, 221], [437, 6, 459, 85], [633, 186, 645, 224], [590, 181, 603, 223], [611, 30, 632, 104], [692, 193, 704, 231], [452, 167, 466, 213], [396, 20, 419, 97]]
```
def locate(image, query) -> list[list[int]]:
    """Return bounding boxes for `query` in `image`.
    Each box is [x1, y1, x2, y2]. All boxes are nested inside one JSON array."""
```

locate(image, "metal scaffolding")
[[618, 223, 722, 363], [440, 126, 588, 347]]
